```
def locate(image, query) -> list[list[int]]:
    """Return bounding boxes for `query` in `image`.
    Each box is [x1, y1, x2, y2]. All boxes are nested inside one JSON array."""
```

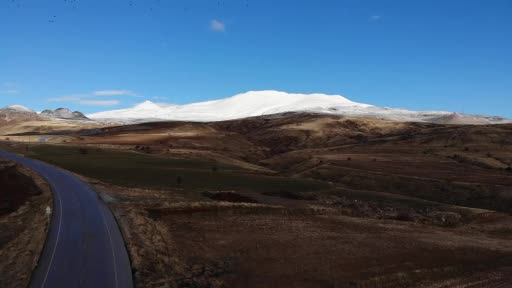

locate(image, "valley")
[[1, 112, 512, 287]]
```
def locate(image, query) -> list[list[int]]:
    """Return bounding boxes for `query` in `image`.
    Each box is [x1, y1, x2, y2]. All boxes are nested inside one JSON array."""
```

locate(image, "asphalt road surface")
[[0, 150, 133, 288]]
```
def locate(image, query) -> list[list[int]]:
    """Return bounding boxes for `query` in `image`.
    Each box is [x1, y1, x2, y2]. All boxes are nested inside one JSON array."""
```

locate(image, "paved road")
[[0, 150, 133, 288]]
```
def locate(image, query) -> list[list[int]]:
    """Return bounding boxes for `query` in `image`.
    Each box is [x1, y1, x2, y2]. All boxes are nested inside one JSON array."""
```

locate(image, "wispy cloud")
[[93, 90, 135, 96], [210, 19, 225, 32], [2, 82, 18, 87], [0, 90, 18, 94], [48, 96, 120, 106], [151, 96, 168, 100], [370, 15, 382, 21], [79, 100, 120, 106], [48, 95, 82, 102], [46, 89, 142, 107]]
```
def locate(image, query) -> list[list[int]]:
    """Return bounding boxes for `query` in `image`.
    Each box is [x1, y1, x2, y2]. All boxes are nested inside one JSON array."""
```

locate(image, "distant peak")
[[6, 105, 34, 113], [229, 90, 355, 104], [39, 107, 89, 120], [134, 101, 162, 109]]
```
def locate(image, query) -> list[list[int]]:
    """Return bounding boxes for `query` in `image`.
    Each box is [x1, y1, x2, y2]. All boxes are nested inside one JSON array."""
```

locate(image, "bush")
[[423, 148, 435, 154], [262, 190, 317, 201], [202, 191, 258, 203], [394, 211, 415, 222]]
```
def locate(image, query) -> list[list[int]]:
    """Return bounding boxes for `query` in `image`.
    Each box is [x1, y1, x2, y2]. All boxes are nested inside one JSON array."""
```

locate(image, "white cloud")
[[0, 90, 19, 94], [370, 15, 382, 21], [151, 96, 168, 100], [210, 19, 225, 32], [79, 100, 120, 106], [48, 96, 82, 102], [47, 94, 121, 106], [93, 90, 135, 96], [46, 89, 137, 106]]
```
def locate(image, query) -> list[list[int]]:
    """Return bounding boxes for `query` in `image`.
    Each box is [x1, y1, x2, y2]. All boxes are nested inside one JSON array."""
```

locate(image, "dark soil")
[[0, 158, 52, 288], [0, 160, 41, 215], [202, 191, 259, 203]]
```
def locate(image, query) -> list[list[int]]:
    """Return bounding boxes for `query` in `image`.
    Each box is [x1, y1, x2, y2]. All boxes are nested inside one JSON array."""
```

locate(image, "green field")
[[12, 144, 329, 192]]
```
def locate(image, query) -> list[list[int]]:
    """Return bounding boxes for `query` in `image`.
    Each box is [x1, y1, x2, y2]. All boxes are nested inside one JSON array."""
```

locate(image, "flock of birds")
[[7, 0, 250, 24]]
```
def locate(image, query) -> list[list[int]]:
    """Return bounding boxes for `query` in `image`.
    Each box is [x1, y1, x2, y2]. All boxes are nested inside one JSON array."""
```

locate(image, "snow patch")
[[6, 105, 34, 113]]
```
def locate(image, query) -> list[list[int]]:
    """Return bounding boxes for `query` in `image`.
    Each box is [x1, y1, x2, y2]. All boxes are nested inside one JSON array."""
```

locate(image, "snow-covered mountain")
[[88, 90, 511, 124]]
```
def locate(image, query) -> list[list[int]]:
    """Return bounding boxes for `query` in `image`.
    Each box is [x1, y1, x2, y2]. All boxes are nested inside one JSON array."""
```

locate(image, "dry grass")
[[0, 159, 52, 288], [3, 113, 512, 287], [92, 179, 512, 288]]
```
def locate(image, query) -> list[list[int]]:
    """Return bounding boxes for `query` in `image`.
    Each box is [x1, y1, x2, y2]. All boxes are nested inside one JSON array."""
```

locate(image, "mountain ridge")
[[40, 108, 90, 121], [2, 91, 510, 125], [87, 90, 510, 125]]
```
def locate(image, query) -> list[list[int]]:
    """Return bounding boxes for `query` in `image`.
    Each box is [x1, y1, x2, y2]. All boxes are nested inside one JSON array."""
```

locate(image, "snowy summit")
[[87, 90, 511, 124]]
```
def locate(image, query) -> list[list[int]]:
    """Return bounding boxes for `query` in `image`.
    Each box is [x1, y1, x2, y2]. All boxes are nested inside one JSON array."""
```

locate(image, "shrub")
[[262, 190, 317, 201], [394, 211, 415, 222], [202, 191, 258, 203]]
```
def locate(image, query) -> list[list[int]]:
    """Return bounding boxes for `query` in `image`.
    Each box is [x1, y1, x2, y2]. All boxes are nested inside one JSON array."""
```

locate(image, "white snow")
[[84, 90, 510, 124], [89, 90, 370, 121], [6, 105, 34, 113]]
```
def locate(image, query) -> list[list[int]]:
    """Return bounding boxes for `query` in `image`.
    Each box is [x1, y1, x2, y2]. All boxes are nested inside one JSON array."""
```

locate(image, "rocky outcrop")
[[40, 108, 89, 121]]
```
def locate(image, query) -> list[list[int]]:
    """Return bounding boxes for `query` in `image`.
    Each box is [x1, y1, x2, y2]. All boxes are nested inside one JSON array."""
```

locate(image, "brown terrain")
[[1, 112, 512, 287], [0, 158, 52, 288]]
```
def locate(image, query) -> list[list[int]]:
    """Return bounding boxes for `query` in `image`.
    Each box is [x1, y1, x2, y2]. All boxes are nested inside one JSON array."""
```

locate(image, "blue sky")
[[1, 0, 511, 116]]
